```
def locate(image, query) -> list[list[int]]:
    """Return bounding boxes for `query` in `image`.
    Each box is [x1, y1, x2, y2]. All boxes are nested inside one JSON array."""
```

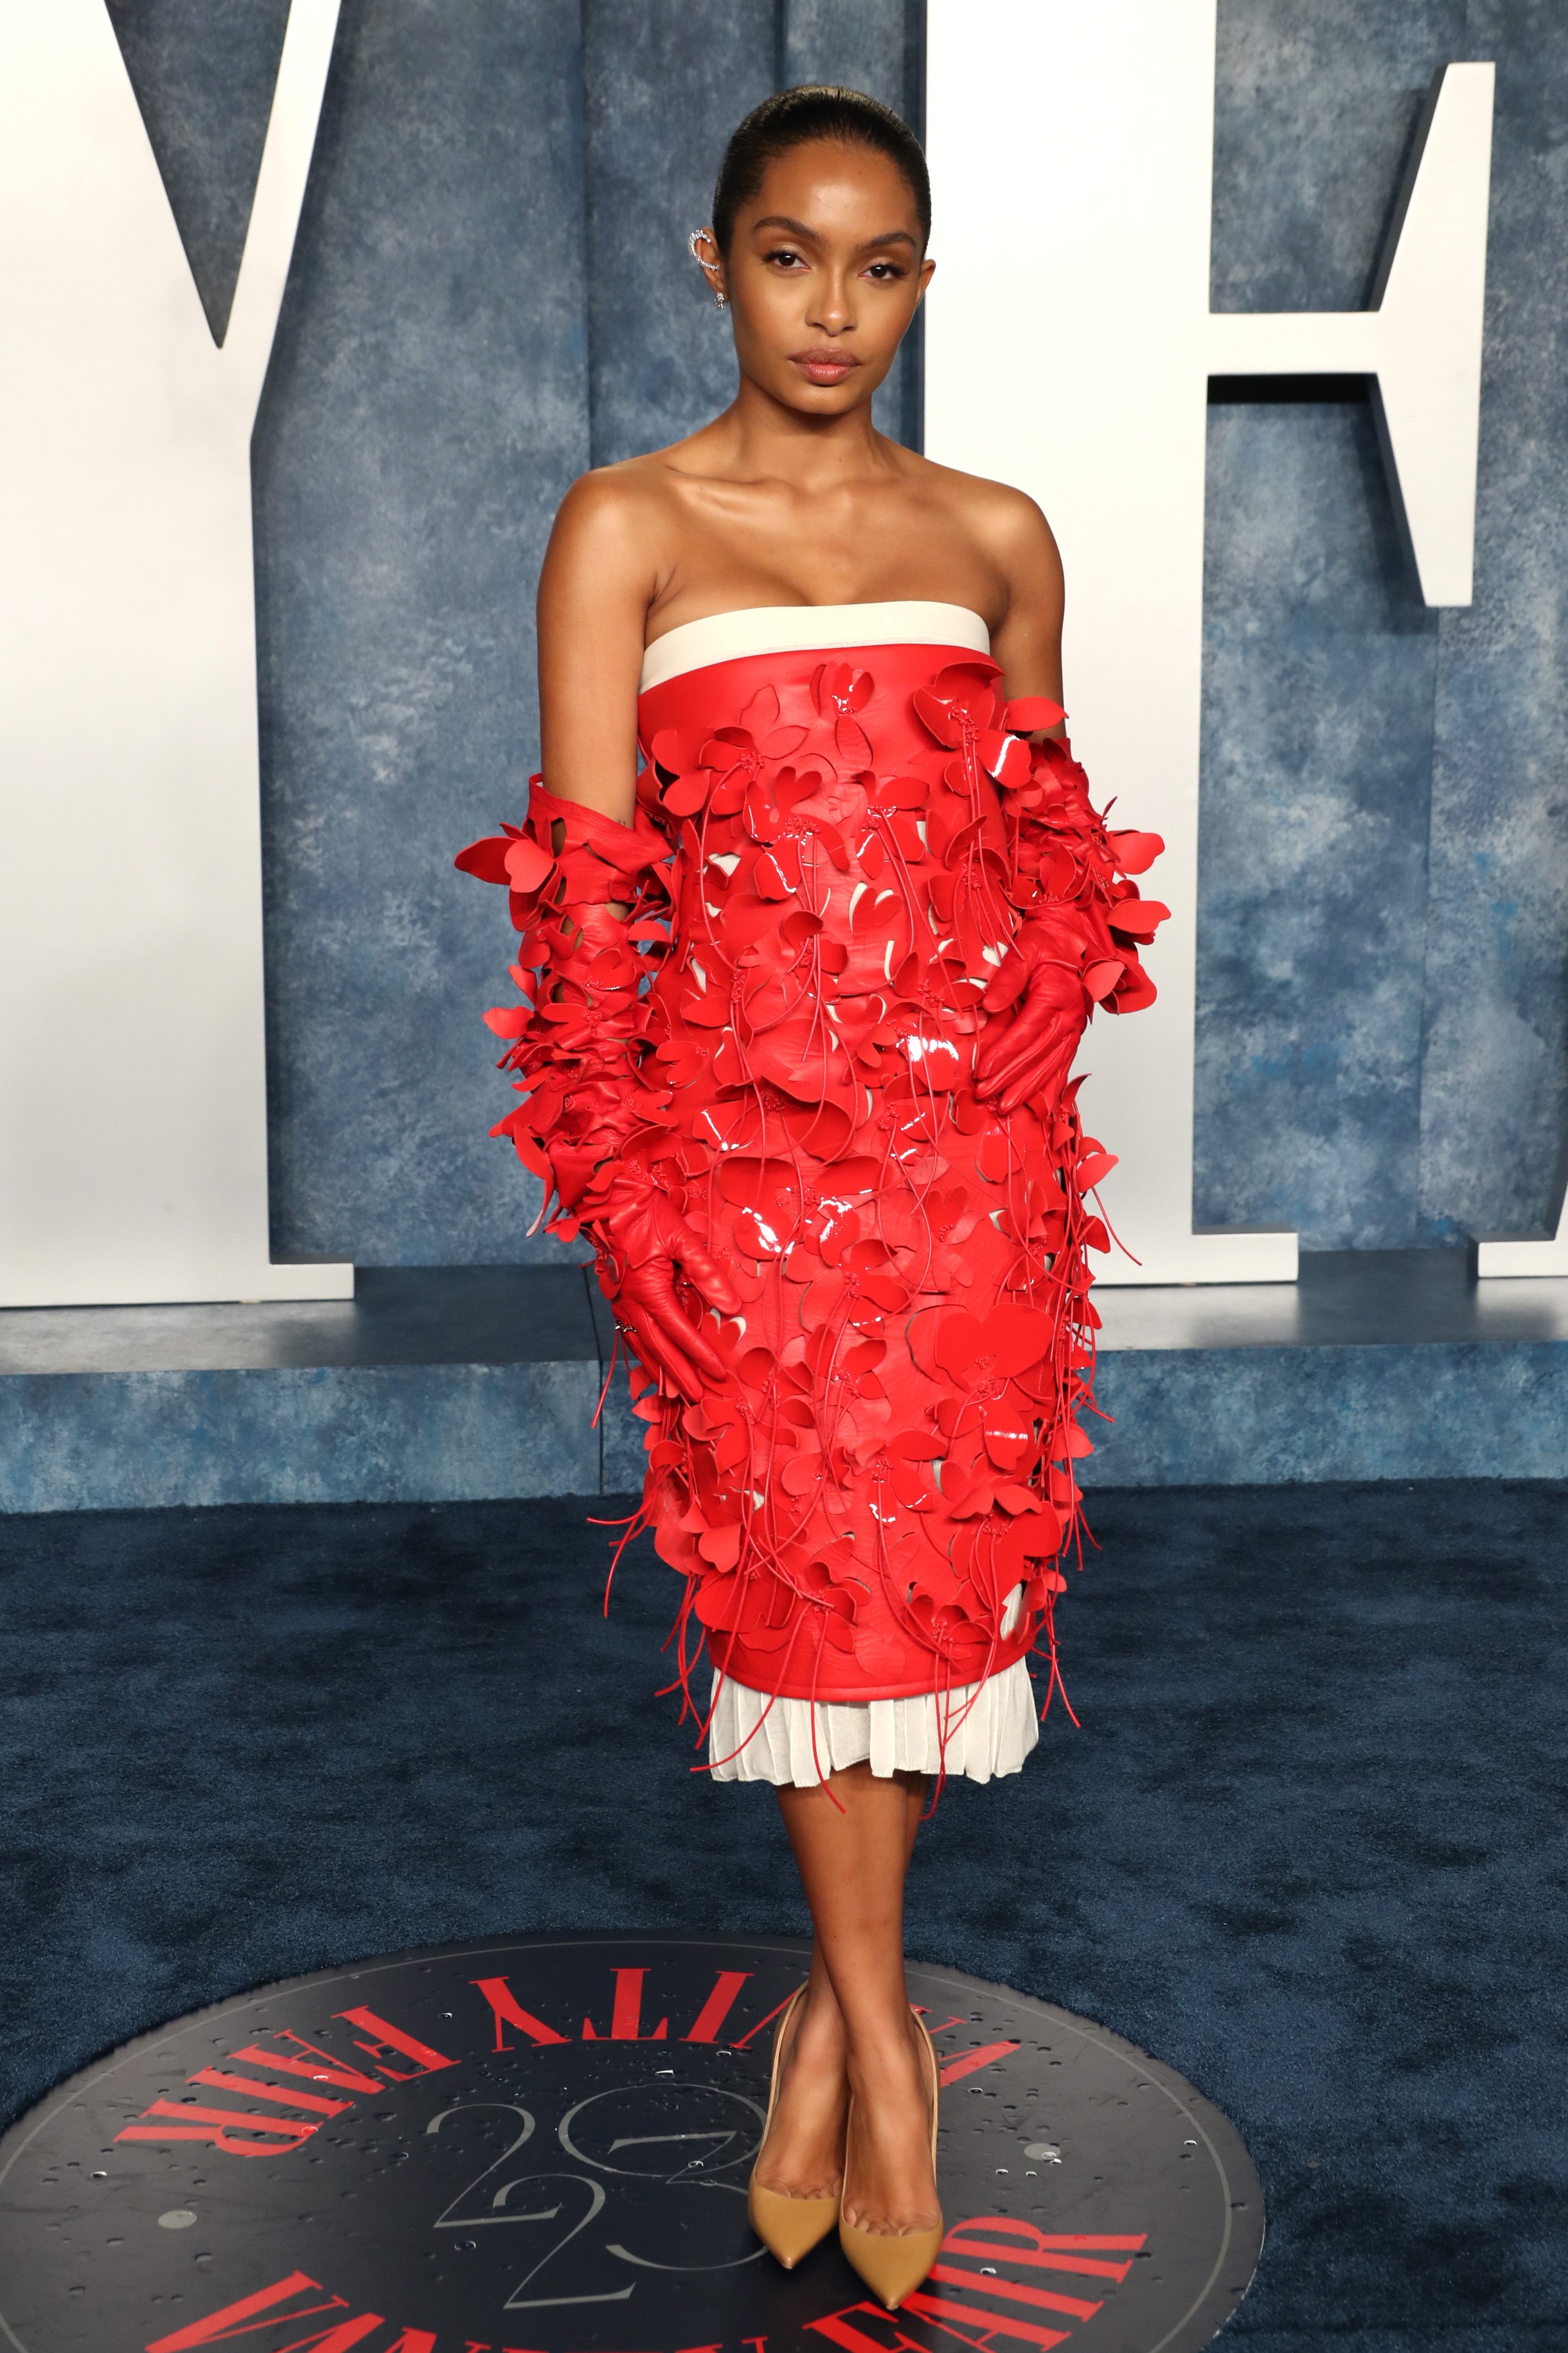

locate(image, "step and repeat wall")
[[2, 0, 1564, 1292]]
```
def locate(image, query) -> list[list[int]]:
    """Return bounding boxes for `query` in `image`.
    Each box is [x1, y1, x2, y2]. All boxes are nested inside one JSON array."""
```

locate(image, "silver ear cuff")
[[688, 228, 727, 308]]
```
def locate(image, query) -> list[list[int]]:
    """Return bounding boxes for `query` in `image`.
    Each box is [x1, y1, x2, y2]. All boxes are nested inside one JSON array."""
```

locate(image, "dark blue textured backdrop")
[[107, 1, 1567, 1264], [1205, 0, 1568, 1248]]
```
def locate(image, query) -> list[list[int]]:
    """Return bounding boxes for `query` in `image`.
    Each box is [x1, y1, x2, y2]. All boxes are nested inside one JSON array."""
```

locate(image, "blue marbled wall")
[[1203, 0, 1568, 1246], [104, 0, 290, 342], [1197, 394, 1441, 1246], [1422, 3, 1568, 1242], [107, 1, 1566, 1265], [255, 0, 592, 1266]]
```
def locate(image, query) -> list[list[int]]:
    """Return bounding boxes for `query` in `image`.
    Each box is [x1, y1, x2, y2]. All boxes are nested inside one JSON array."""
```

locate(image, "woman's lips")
[[793, 348, 860, 384]]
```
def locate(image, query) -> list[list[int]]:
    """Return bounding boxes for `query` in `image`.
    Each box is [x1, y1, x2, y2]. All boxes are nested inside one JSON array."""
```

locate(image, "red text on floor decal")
[[117, 2012, 454, 2158], [144, 2263, 533, 2351], [806, 2217, 1147, 2353], [936, 2042, 1022, 2087], [580, 1965, 669, 2041]]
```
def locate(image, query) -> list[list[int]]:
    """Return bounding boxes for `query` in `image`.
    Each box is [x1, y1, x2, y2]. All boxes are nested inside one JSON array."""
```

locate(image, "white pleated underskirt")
[[706, 1584, 1038, 1789], [706, 1657, 1040, 1787]]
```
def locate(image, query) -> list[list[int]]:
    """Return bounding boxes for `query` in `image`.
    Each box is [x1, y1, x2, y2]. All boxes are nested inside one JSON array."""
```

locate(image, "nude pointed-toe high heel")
[[747, 1987, 842, 2270], [837, 2009, 944, 2311]]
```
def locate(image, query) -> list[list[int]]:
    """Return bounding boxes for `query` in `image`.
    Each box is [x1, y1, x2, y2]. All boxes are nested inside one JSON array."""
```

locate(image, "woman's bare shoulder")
[[903, 449, 1060, 570], [550, 454, 673, 546], [542, 458, 689, 621], [547, 437, 722, 574]]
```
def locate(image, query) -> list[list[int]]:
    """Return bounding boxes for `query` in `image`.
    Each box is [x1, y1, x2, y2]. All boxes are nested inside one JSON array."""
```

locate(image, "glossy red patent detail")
[[458, 641, 1164, 1718]]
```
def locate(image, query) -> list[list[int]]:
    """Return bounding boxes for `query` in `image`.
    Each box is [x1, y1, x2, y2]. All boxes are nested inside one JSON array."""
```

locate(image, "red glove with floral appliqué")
[[457, 779, 740, 1403], [972, 701, 1169, 1118]]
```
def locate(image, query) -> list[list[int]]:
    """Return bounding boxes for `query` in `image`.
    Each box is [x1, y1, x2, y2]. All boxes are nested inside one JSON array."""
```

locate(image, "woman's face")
[[711, 139, 933, 418]]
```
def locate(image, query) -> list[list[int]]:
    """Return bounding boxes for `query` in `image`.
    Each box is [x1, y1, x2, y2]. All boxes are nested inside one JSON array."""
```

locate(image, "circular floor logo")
[[0, 1935, 1263, 2353]]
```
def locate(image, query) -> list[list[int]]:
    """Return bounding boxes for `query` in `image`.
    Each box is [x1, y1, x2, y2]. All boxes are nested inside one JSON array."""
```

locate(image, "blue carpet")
[[1, 1482, 1564, 2347]]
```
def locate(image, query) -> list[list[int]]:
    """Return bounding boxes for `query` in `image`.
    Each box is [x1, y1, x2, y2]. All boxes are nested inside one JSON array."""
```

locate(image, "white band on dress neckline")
[[638, 599, 991, 693]]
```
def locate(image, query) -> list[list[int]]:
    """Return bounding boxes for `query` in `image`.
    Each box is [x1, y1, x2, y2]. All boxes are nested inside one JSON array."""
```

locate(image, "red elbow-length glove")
[[457, 781, 739, 1403], [972, 710, 1169, 1118]]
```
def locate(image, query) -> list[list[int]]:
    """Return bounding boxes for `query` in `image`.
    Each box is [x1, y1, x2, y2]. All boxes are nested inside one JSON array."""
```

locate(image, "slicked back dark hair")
[[712, 86, 931, 257]]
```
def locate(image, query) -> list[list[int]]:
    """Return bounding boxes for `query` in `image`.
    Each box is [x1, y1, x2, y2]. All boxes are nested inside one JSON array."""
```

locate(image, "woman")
[[459, 87, 1164, 2310]]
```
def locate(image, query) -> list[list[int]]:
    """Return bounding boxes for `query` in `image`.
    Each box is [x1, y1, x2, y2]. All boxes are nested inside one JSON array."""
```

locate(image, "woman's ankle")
[[792, 1984, 846, 2048], [845, 2016, 926, 2097]]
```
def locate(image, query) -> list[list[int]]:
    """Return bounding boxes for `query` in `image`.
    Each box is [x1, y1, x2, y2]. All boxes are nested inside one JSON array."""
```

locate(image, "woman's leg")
[[755, 1762, 939, 2233], [750, 1936, 849, 2200]]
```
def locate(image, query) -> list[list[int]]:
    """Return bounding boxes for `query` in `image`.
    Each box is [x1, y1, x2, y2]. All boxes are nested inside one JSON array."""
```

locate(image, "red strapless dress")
[[462, 603, 1165, 1768]]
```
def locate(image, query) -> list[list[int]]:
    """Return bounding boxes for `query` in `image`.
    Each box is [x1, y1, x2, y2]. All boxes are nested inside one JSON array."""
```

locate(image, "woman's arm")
[[536, 469, 661, 826], [980, 485, 1066, 734]]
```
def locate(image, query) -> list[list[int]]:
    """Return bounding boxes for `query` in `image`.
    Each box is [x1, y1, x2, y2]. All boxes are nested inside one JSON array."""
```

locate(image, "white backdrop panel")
[[0, 0, 348, 1305]]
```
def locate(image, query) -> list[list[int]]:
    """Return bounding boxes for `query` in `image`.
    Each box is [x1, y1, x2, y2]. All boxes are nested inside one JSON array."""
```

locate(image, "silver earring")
[[688, 228, 726, 308]]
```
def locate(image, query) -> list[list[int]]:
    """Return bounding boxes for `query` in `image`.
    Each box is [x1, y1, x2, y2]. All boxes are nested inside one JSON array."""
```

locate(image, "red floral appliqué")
[[458, 644, 1165, 1762]]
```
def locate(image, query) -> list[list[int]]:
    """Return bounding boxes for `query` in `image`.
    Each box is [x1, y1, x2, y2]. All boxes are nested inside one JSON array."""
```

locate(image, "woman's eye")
[[864, 262, 905, 282], [765, 247, 805, 269]]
